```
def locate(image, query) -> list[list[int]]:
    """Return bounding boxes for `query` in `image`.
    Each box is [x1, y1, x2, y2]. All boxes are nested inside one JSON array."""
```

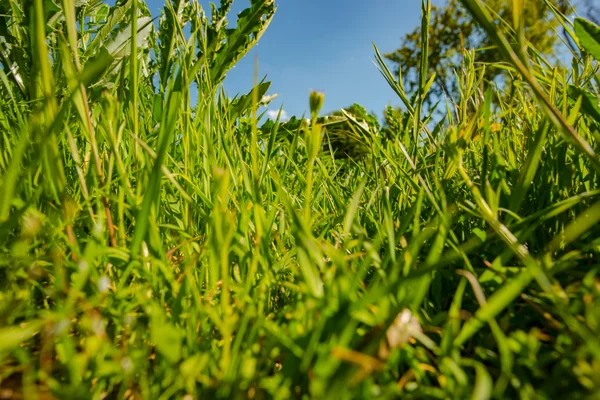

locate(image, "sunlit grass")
[[1, 0, 600, 398]]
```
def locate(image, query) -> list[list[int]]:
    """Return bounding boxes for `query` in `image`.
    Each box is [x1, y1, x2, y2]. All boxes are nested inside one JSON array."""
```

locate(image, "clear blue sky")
[[222, 0, 425, 120], [145, 0, 434, 120], [224, 0, 431, 120]]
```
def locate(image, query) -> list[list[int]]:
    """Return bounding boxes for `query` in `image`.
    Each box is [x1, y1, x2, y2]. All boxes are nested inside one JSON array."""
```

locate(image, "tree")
[[384, 0, 572, 104]]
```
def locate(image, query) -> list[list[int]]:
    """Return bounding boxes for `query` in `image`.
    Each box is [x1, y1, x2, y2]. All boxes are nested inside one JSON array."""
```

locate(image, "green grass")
[[1, 0, 600, 398]]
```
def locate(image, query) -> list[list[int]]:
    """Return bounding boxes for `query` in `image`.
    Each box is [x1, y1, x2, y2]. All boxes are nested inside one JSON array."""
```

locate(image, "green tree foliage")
[[384, 0, 572, 102]]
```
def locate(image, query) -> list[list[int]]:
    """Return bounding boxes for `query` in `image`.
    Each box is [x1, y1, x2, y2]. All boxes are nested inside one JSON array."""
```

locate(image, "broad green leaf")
[[575, 17, 600, 61]]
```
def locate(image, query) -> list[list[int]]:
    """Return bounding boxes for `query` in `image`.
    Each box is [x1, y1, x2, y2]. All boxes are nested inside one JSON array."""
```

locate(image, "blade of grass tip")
[[372, 44, 437, 148], [546, 200, 600, 254], [372, 44, 414, 114], [259, 107, 283, 184], [130, 0, 139, 141], [0, 57, 17, 102], [453, 163, 554, 347], [127, 130, 193, 203], [131, 70, 184, 256], [461, 195, 600, 357], [397, 141, 459, 249], [276, 184, 324, 298], [304, 94, 323, 225], [382, 185, 397, 265], [0, 128, 30, 222], [457, 270, 512, 396], [462, 359, 493, 400], [251, 56, 261, 190], [231, 138, 256, 200], [441, 278, 468, 354], [459, 0, 600, 174], [342, 177, 368, 238], [410, 217, 448, 310], [415, 0, 431, 138], [509, 120, 550, 213], [33, 0, 65, 201], [59, 5, 119, 247], [542, 0, 577, 45], [480, 88, 492, 189]]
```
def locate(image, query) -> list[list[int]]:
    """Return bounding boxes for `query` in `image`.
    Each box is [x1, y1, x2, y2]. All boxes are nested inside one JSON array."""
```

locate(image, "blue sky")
[[145, 0, 434, 121], [221, 0, 426, 120], [224, 0, 431, 120]]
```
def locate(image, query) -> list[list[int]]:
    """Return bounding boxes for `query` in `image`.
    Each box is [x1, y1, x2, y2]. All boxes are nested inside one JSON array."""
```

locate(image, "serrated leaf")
[[105, 16, 154, 58], [208, 0, 275, 83], [86, 0, 133, 57]]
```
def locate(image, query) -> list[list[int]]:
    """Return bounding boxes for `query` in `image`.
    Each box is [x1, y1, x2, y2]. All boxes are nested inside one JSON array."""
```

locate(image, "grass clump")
[[1, 0, 600, 398]]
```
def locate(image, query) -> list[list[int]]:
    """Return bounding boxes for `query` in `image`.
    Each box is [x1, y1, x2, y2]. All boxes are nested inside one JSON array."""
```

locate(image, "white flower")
[[260, 93, 279, 106], [386, 309, 422, 348], [98, 276, 111, 293]]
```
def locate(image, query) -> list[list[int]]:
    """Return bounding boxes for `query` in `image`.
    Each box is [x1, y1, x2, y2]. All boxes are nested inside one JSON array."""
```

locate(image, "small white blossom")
[[121, 357, 133, 372], [98, 276, 111, 293], [78, 260, 89, 273], [386, 309, 422, 349]]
